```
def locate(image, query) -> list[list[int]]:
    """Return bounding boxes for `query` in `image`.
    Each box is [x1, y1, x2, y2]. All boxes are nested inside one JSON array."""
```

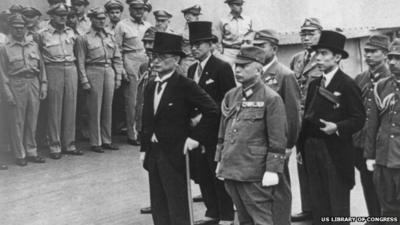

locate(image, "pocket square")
[[168, 103, 173, 106], [206, 79, 215, 85], [333, 91, 341, 96]]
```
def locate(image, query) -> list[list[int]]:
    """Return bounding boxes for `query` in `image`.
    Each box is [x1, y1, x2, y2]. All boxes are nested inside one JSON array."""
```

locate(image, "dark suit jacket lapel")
[[187, 63, 197, 80], [147, 80, 157, 117], [198, 55, 216, 87], [154, 72, 178, 117], [326, 69, 343, 92]]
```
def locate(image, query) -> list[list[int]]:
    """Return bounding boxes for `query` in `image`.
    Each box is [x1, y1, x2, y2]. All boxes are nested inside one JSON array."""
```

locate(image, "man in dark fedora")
[[298, 30, 365, 225], [140, 32, 219, 225], [353, 34, 390, 222], [187, 21, 236, 225]]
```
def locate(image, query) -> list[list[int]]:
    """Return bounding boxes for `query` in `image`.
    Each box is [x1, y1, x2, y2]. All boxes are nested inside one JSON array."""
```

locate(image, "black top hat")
[[188, 21, 218, 44], [312, 30, 349, 59], [153, 32, 186, 57]]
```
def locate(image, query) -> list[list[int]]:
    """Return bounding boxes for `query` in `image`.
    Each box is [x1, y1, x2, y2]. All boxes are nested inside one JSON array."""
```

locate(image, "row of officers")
[[0, 0, 399, 225]]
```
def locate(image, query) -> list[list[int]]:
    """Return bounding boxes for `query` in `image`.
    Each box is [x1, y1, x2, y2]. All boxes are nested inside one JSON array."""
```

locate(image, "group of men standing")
[[0, 0, 399, 224]]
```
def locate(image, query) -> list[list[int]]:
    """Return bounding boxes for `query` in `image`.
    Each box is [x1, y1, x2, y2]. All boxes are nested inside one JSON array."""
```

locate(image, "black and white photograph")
[[0, 0, 400, 224]]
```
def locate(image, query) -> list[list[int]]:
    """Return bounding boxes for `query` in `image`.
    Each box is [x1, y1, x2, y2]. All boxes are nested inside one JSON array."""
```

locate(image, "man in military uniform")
[[298, 31, 365, 225], [104, 0, 124, 33], [353, 34, 390, 222], [140, 32, 218, 225], [187, 21, 236, 225], [21, 7, 42, 39], [216, 46, 287, 224], [38, 0, 66, 31], [115, 0, 151, 146], [71, 0, 91, 35], [217, 0, 253, 68], [252, 28, 301, 225], [76, 7, 123, 153], [179, 4, 201, 76], [365, 39, 400, 219], [289, 18, 323, 222], [37, 3, 83, 159], [136, 26, 156, 215], [0, 14, 47, 166], [153, 10, 174, 33]]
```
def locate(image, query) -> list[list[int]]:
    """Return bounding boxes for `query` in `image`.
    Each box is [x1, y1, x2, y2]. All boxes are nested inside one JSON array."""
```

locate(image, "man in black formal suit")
[[140, 32, 219, 225], [298, 30, 365, 225], [187, 21, 236, 225]]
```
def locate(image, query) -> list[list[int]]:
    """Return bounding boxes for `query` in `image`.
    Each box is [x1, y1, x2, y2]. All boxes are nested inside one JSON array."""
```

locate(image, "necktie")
[[157, 80, 166, 94], [304, 51, 312, 66], [321, 76, 326, 88], [195, 63, 203, 83]]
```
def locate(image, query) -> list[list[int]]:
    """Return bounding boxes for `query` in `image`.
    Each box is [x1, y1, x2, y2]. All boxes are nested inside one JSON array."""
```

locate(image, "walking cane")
[[185, 150, 195, 225]]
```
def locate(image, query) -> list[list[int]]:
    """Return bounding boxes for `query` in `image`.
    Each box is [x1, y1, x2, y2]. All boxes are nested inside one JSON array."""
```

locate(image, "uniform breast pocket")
[[44, 41, 62, 57], [88, 43, 104, 57], [242, 108, 264, 122], [9, 54, 25, 70], [125, 33, 139, 45], [28, 52, 40, 69]]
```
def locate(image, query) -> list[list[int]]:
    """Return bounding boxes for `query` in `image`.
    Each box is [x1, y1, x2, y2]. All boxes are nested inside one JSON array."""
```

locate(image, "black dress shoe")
[[194, 219, 219, 225], [0, 164, 7, 170], [91, 146, 105, 153], [27, 156, 46, 163], [291, 211, 312, 222], [102, 143, 119, 150], [193, 194, 204, 202], [62, 150, 84, 155], [127, 139, 140, 146], [140, 206, 151, 214], [16, 158, 27, 166], [49, 153, 62, 160]]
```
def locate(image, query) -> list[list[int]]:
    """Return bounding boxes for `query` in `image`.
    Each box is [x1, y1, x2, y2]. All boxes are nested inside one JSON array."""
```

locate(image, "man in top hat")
[[115, 0, 151, 146], [0, 13, 47, 166], [298, 30, 365, 225], [153, 10, 174, 33], [187, 21, 236, 225], [179, 4, 202, 76], [365, 38, 400, 219], [353, 34, 390, 222], [37, 3, 83, 159], [22, 7, 42, 38], [136, 26, 157, 215], [252, 28, 301, 225], [140, 32, 218, 225], [76, 7, 123, 153], [289, 17, 323, 222], [71, 0, 91, 35], [216, 46, 287, 225], [104, 0, 124, 33], [217, 0, 253, 68]]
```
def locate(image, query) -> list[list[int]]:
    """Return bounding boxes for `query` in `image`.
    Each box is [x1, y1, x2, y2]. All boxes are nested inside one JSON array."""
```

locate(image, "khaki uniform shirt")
[[37, 25, 77, 63], [76, 15, 91, 36], [114, 18, 151, 53], [76, 28, 123, 84], [215, 78, 287, 181], [218, 13, 252, 49], [0, 36, 47, 100]]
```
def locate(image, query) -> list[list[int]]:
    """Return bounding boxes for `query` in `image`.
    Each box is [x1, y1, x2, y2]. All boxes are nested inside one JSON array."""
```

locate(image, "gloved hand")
[[262, 171, 279, 187], [183, 137, 199, 155], [366, 159, 376, 172]]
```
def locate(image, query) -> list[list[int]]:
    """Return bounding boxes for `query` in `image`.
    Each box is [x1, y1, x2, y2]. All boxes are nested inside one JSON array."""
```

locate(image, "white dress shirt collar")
[[322, 66, 339, 87], [155, 70, 175, 83], [262, 56, 277, 73]]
